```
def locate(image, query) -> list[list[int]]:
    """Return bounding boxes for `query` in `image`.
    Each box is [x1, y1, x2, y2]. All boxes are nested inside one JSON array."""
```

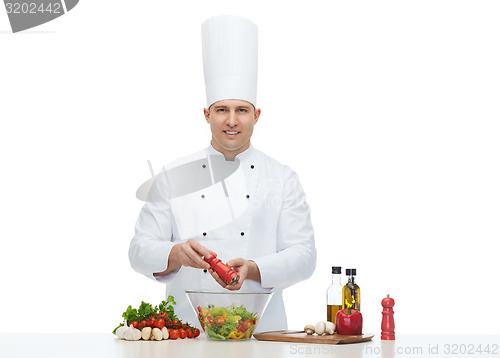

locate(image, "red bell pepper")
[[335, 307, 363, 335], [237, 321, 247, 333]]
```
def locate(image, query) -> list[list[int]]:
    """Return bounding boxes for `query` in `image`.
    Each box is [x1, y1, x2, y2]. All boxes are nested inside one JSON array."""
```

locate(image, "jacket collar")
[[207, 142, 255, 162]]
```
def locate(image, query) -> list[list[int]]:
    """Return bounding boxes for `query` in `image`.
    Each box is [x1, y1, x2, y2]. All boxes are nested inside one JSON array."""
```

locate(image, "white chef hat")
[[201, 15, 258, 108]]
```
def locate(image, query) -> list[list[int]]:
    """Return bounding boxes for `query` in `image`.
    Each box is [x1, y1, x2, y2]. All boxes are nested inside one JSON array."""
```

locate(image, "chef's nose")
[[226, 111, 238, 127]]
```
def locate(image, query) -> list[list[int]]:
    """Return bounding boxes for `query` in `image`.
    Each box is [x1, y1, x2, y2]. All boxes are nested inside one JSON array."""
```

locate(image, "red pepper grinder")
[[203, 252, 240, 286], [381, 294, 395, 340]]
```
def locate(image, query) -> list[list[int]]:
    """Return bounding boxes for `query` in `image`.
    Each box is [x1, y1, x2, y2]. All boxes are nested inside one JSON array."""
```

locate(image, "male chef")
[[129, 15, 316, 332]]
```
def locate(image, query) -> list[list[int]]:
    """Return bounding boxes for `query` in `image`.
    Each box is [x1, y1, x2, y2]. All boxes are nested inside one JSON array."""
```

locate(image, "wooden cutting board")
[[253, 330, 374, 345]]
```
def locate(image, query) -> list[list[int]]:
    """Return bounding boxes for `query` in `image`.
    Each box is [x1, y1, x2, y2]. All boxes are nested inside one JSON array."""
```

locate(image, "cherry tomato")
[[214, 316, 225, 326], [193, 328, 200, 337], [178, 328, 187, 339], [187, 330, 194, 338], [169, 329, 179, 340], [154, 318, 165, 329], [147, 318, 156, 328], [138, 320, 146, 328], [131, 321, 139, 329]]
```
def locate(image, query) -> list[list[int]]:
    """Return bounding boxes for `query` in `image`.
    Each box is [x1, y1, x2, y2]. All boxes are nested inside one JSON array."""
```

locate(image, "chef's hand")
[[154, 239, 213, 277], [209, 258, 261, 291]]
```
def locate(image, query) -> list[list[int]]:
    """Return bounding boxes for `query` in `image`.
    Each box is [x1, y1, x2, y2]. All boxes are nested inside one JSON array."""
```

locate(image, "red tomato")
[[214, 316, 225, 326], [178, 328, 187, 339], [187, 330, 194, 338], [147, 318, 156, 328], [169, 329, 179, 340], [131, 321, 139, 329], [154, 318, 165, 329], [138, 320, 146, 328], [193, 328, 200, 338]]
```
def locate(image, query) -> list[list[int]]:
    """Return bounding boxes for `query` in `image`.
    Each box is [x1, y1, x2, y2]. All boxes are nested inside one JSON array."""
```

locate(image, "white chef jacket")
[[129, 144, 316, 332]]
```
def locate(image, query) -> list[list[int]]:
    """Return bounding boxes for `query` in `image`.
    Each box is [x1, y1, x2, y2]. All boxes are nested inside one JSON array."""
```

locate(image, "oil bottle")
[[342, 268, 360, 311], [326, 266, 342, 323]]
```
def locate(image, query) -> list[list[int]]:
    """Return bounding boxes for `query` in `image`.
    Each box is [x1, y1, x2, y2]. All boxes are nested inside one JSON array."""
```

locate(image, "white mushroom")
[[315, 321, 326, 335], [141, 327, 152, 340], [152, 328, 163, 341], [304, 324, 315, 335], [325, 321, 335, 335], [161, 327, 169, 340]]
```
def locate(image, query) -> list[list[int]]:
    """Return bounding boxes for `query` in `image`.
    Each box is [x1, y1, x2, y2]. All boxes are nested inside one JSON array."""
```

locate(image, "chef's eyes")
[[216, 108, 249, 113]]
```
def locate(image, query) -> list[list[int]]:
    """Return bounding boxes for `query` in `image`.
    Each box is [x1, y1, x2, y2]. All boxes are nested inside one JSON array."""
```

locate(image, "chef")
[[129, 15, 316, 332]]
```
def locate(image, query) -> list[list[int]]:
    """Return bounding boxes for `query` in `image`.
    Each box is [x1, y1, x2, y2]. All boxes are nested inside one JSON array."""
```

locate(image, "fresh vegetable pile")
[[113, 296, 200, 341], [197, 304, 258, 340]]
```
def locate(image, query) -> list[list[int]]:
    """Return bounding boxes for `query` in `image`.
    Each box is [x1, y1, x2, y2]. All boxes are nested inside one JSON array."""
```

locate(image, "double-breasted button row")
[[200, 194, 250, 199], [200, 160, 252, 276], [202, 163, 253, 168], [200, 232, 246, 238]]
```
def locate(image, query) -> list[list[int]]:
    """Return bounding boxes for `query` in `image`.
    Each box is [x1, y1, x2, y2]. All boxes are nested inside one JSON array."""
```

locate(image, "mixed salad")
[[197, 304, 258, 340]]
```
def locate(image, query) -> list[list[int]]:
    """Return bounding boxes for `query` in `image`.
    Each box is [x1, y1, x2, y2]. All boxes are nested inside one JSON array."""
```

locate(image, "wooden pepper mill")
[[381, 294, 395, 340], [203, 252, 240, 286]]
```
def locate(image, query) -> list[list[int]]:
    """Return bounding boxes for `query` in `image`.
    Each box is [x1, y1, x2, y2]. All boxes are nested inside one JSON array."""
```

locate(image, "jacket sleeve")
[[251, 166, 317, 290], [128, 170, 178, 282]]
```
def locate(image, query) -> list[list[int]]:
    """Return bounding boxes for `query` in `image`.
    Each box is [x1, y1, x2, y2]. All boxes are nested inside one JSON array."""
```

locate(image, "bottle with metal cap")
[[342, 268, 360, 311], [326, 266, 342, 323]]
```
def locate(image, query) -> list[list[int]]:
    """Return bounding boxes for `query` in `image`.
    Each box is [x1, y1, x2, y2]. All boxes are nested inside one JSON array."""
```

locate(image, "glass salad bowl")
[[185, 290, 273, 341]]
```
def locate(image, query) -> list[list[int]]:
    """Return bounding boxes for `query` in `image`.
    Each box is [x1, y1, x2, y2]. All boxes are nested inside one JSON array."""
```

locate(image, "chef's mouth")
[[224, 131, 239, 135]]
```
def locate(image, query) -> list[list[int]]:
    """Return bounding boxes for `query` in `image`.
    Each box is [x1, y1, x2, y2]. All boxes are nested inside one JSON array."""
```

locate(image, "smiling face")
[[204, 99, 261, 160]]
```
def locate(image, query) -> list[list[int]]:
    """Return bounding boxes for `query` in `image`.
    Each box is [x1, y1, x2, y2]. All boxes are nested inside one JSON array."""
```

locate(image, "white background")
[[1, 0, 499, 335]]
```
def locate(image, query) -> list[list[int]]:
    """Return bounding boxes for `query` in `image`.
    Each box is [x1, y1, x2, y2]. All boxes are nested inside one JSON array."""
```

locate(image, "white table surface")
[[1, 333, 498, 358]]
